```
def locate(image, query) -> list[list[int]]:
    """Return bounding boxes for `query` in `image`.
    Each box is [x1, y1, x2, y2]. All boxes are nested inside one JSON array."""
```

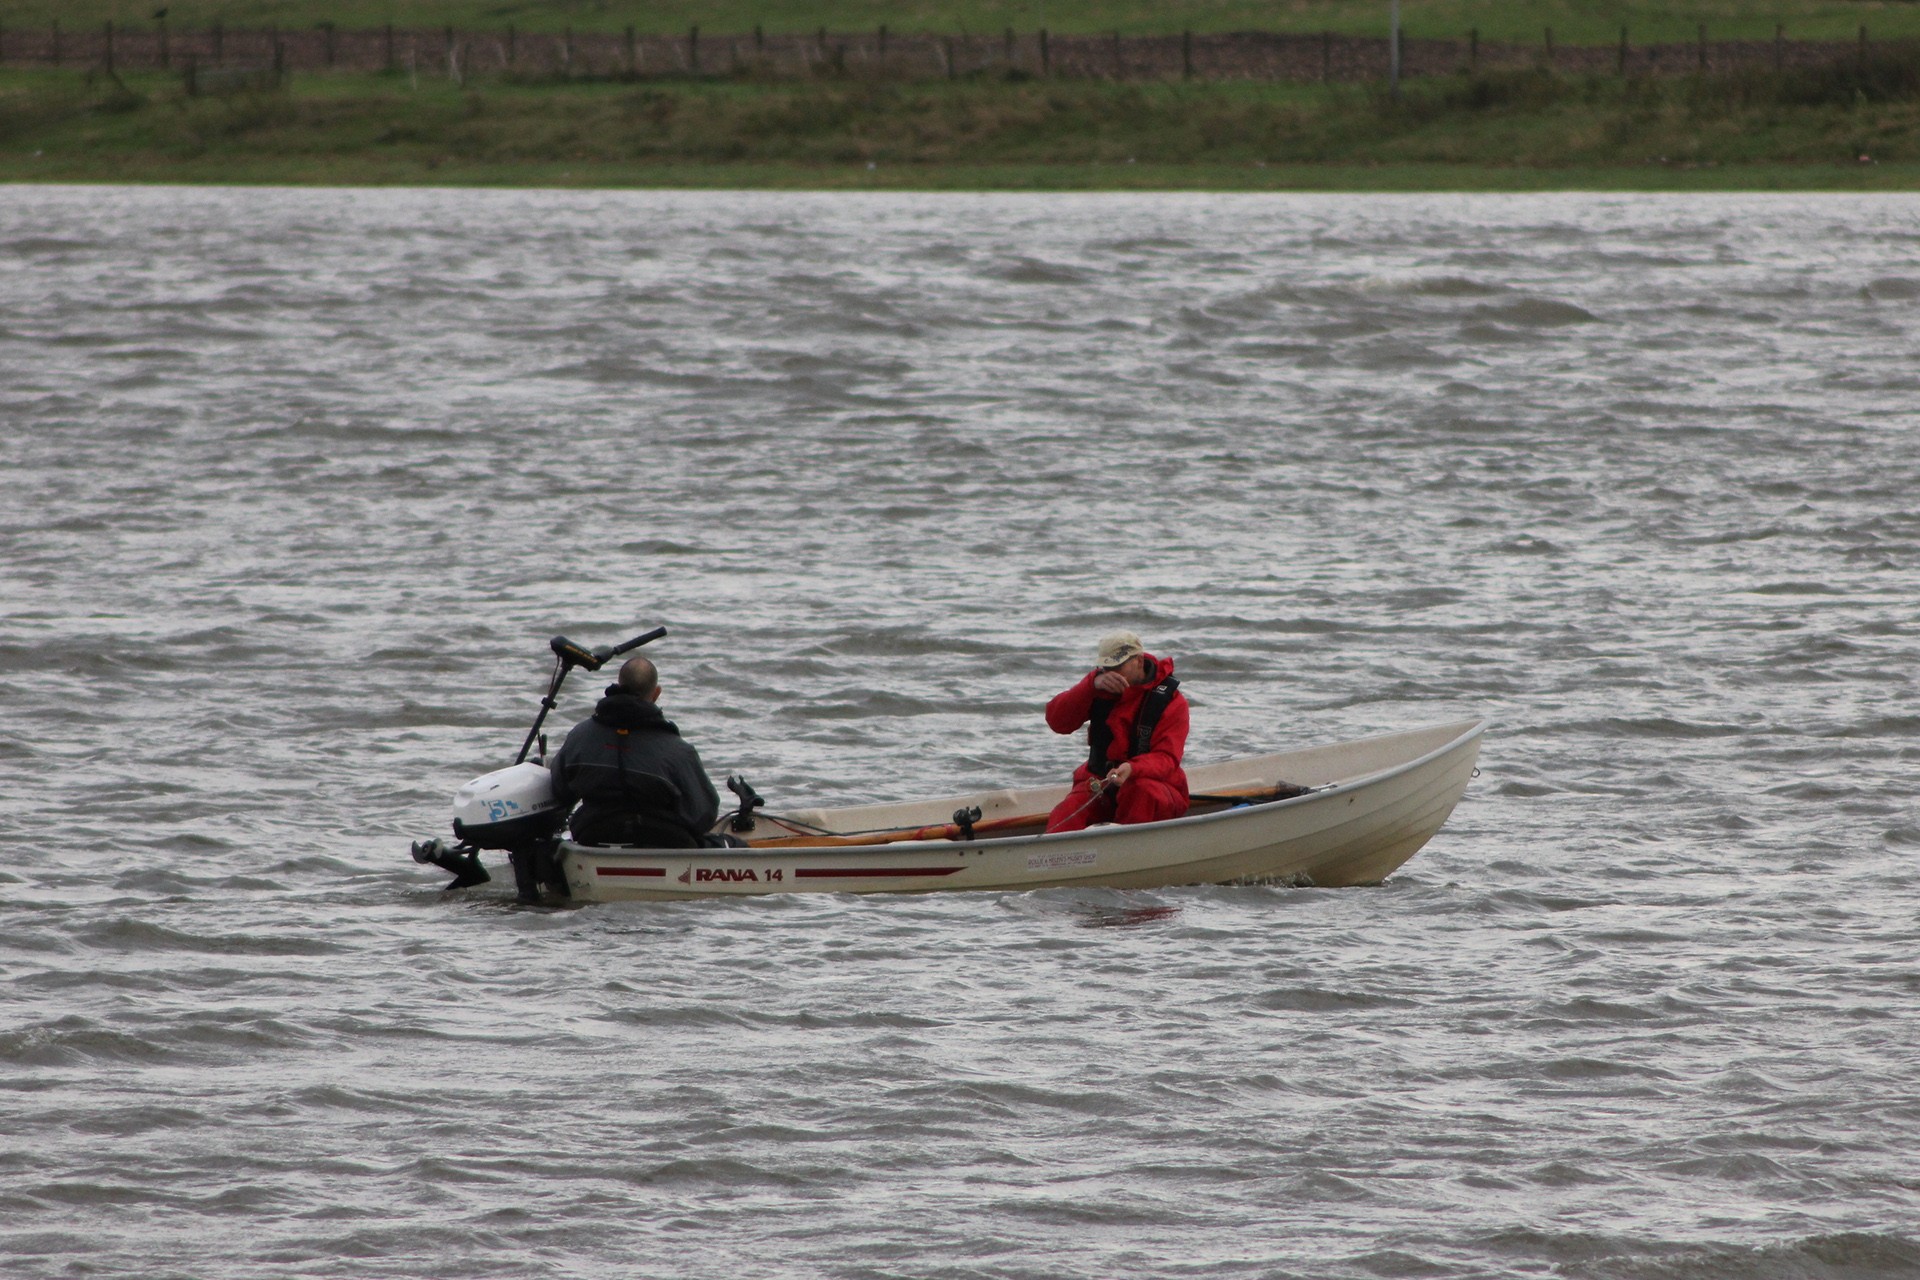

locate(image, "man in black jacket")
[[546, 656, 725, 847]]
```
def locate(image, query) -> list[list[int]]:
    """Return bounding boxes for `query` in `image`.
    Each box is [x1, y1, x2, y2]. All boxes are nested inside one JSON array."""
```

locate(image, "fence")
[[0, 21, 1899, 85]]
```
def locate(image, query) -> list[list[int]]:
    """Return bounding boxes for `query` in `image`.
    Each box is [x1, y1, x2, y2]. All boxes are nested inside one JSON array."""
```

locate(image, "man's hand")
[[1092, 668, 1130, 696], [1104, 762, 1133, 790]]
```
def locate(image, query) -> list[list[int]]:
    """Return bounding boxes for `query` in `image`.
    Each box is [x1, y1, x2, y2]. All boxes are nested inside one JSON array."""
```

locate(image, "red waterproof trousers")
[[1045, 775, 1188, 833]]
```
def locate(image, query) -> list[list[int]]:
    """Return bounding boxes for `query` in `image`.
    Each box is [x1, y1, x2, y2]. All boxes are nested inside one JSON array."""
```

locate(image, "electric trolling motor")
[[410, 626, 666, 901]]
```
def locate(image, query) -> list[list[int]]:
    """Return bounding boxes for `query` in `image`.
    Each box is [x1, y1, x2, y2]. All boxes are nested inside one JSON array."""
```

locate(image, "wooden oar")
[[741, 781, 1305, 850], [747, 809, 1048, 850]]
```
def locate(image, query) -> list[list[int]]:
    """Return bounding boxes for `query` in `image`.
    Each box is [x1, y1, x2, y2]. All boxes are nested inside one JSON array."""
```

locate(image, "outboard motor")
[[411, 626, 667, 901], [451, 761, 563, 849], [410, 762, 567, 898], [450, 761, 568, 901]]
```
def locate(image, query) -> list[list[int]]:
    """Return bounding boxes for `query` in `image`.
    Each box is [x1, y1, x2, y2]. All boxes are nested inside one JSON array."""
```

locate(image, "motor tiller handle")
[[594, 626, 668, 666]]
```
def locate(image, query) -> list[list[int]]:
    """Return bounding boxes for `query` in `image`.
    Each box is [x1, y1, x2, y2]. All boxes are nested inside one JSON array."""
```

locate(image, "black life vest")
[[1087, 675, 1180, 778]]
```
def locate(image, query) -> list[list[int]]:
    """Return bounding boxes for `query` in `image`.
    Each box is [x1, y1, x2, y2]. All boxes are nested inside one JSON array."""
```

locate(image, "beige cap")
[[1094, 631, 1146, 669]]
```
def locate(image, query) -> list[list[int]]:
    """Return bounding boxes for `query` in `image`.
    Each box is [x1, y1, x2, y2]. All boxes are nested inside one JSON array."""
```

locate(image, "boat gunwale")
[[564, 718, 1488, 862]]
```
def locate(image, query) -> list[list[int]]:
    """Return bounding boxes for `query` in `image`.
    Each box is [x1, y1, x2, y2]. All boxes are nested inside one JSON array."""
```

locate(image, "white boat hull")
[[556, 719, 1484, 902]]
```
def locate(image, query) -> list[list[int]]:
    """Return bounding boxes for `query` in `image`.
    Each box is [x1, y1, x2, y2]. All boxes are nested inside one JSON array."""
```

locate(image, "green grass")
[[3, 62, 1917, 187], [13, 0, 1920, 43]]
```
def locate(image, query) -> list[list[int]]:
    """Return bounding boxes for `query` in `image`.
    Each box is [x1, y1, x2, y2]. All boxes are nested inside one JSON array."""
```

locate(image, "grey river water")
[[2, 187, 1918, 1278]]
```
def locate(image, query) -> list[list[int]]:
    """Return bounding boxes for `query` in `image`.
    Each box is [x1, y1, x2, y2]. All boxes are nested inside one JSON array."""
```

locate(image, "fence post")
[[1389, 0, 1400, 96], [1182, 29, 1192, 80], [1773, 23, 1784, 73], [506, 23, 515, 68], [273, 31, 285, 78], [384, 23, 394, 73], [157, 17, 170, 69], [1111, 30, 1122, 79], [624, 25, 635, 74], [689, 25, 699, 73], [50, 20, 61, 66], [104, 21, 114, 72], [1004, 26, 1014, 69], [1859, 23, 1868, 70], [1543, 26, 1553, 68], [754, 24, 763, 54], [562, 25, 573, 75], [943, 36, 955, 79], [1040, 28, 1049, 76], [1468, 28, 1477, 73], [1697, 23, 1707, 72], [878, 24, 888, 60], [1617, 26, 1627, 75], [212, 20, 223, 64]]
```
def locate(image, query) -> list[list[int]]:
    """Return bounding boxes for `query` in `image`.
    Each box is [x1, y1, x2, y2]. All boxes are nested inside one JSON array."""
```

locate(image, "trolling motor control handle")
[[553, 626, 669, 671], [549, 625, 668, 672], [595, 626, 667, 666]]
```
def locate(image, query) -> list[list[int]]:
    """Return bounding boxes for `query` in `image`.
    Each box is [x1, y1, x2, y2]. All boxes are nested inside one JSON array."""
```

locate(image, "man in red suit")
[[1044, 631, 1190, 833]]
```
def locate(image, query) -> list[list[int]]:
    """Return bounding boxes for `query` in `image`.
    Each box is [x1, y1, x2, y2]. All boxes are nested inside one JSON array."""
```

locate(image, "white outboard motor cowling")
[[451, 762, 565, 850]]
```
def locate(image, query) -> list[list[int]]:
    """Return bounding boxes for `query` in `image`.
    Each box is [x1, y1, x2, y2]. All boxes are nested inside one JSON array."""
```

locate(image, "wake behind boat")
[[409, 630, 1484, 903]]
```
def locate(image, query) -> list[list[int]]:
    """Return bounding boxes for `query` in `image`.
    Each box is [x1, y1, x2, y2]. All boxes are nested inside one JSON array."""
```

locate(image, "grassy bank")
[[14, 0, 1920, 44], [3, 63, 1918, 188]]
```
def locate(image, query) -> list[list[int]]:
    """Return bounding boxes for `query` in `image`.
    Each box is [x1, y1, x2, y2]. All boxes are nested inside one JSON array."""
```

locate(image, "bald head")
[[617, 655, 659, 701]]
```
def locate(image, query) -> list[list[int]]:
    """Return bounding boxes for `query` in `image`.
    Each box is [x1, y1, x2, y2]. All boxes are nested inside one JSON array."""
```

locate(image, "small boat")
[[409, 631, 1484, 903]]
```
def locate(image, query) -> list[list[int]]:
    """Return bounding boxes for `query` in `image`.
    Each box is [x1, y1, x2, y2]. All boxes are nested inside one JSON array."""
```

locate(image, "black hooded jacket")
[[546, 688, 721, 840]]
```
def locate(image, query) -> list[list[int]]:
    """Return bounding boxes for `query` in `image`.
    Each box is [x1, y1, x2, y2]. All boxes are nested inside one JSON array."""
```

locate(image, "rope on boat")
[[756, 812, 920, 838]]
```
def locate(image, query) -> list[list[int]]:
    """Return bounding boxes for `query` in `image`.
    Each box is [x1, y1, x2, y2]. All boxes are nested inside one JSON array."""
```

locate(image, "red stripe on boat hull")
[[795, 867, 964, 878], [595, 867, 667, 878]]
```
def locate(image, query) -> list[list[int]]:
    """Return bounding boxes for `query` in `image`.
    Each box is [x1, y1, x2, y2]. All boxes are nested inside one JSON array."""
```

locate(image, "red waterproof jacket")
[[1045, 654, 1189, 797]]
